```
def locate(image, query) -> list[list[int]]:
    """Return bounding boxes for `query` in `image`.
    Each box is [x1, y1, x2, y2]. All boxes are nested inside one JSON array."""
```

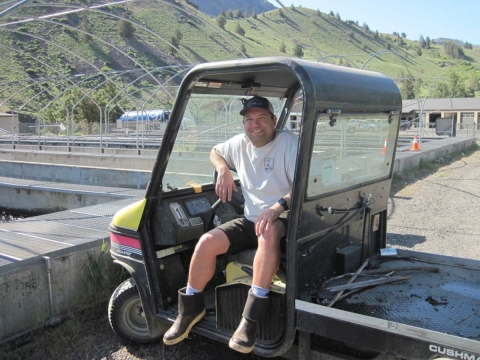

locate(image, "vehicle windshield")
[[163, 94, 287, 191]]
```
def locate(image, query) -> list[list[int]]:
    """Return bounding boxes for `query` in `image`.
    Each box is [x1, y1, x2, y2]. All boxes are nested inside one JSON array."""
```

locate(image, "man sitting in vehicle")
[[163, 96, 298, 353]]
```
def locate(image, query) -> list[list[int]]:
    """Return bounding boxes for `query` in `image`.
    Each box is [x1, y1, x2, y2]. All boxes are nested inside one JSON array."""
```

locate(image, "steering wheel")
[[200, 170, 244, 232], [212, 169, 245, 211]]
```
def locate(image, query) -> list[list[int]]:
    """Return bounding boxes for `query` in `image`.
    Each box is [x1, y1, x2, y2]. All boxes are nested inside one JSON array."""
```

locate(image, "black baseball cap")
[[239, 96, 274, 116]]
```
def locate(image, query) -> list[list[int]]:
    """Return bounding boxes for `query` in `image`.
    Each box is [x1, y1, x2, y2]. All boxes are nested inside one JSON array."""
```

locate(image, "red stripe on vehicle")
[[110, 232, 141, 249]]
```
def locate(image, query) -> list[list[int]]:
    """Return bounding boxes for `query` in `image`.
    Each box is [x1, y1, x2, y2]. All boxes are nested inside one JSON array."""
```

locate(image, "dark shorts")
[[216, 216, 288, 255]]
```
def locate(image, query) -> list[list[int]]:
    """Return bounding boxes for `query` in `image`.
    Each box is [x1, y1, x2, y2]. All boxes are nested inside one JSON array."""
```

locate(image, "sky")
[[267, 0, 479, 45]]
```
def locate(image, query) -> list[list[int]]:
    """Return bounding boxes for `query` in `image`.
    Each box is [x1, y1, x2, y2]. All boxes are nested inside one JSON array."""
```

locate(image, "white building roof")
[[402, 98, 480, 113]]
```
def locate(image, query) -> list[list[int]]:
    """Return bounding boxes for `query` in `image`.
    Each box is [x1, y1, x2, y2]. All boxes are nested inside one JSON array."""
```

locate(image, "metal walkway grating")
[[0, 175, 145, 198], [0, 198, 140, 270]]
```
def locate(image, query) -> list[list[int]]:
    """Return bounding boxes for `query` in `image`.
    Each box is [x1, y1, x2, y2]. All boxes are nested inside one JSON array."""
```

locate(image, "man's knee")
[[271, 219, 286, 239], [259, 220, 285, 247], [194, 229, 230, 256]]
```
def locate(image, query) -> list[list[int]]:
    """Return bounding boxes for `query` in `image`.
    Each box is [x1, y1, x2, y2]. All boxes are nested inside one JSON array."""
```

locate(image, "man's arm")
[[210, 147, 237, 202]]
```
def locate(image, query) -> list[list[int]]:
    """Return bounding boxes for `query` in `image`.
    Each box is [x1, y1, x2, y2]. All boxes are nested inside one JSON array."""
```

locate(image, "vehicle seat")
[[226, 248, 287, 284]]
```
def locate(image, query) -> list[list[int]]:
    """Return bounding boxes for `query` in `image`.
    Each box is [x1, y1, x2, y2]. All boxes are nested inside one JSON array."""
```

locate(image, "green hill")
[[0, 0, 478, 121], [194, 0, 275, 17]]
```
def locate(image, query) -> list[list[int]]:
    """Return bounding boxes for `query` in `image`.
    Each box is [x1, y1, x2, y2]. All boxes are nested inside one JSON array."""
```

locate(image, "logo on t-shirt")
[[264, 157, 274, 173]]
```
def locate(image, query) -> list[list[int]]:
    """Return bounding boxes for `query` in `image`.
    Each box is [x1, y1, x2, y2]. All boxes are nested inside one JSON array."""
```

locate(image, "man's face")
[[243, 107, 277, 147]]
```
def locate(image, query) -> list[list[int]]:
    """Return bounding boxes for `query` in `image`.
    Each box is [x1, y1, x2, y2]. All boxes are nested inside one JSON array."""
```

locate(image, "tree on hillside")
[[401, 79, 416, 99], [335, 12, 341, 21], [251, 11, 257, 19], [316, 9, 321, 16], [168, 28, 183, 55], [329, 11, 334, 16], [79, 12, 93, 42], [168, 35, 178, 55], [116, 12, 135, 38], [235, 22, 245, 36], [216, 14, 226, 29], [444, 41, 465, 59], [425, 36, 431, 49], [397, 71, 416, 99], [233, 9, 243, 18], [279, 40, 286, 53], [395, 34, 404, 46], [220, 9, 225, 17], [419, 35, 426, 49], [97, 81, 124, 123], [373, 30, 379, 40], [279, 9, 285, 18], [432, 70, 473, 98], [362, 22, 370, 32], [401, 32, 407, 38], [293, 43, 304, 58], [466, 74, 480, 93], [464, 42, 473, 50], [174, 28, 183, 43], [225, 9, 233, 18], [243, 10, 249, 18], [414, 76, 423, 97]]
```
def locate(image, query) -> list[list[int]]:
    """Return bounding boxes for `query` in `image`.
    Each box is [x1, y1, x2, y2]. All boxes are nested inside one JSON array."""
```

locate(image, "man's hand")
[[255, 207, 283, 236], [210, 148, 237, 202], [215, 167, 237, 202]]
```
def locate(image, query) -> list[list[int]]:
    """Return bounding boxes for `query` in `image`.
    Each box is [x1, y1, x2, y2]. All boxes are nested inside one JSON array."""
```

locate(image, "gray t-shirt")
[[215, 130, 298, 222]]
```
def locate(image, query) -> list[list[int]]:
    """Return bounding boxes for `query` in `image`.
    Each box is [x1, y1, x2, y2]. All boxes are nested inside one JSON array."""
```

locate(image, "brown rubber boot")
[[163, 288, 206, 345], [228, 289, 269, 353]]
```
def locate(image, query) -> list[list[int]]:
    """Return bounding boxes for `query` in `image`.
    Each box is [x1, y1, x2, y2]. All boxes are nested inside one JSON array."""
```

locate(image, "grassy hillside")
[[0, 0, 478, 117], [195, 0, 275, 17]]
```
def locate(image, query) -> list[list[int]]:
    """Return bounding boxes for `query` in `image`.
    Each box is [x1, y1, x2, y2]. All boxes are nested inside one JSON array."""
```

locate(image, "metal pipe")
[[0, 0, 31, 19], [42, 256, 61, 326]]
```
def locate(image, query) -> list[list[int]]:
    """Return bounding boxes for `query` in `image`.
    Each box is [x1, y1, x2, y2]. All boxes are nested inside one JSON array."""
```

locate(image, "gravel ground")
[[2, 145, 479, 360], [387, 146, 480, 260]]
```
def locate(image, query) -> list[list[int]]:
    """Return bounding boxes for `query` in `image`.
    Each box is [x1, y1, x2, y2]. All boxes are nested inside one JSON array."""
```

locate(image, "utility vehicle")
[[108, 57, 480, 359]]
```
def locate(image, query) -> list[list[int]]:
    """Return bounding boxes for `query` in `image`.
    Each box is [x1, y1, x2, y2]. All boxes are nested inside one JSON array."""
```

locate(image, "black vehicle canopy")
[[148, 57, 402, 195], [141, 57, 402, 357], [183, 56, 401, 115]]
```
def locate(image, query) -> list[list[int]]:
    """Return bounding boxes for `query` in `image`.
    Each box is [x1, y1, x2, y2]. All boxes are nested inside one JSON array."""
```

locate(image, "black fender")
[[112, 259, 167, 338]]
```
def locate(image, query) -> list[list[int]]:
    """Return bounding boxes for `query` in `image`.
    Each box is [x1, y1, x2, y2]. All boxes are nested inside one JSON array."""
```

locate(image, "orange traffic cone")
[[410, 135, 420, 151], [381, 137, 387, 155]]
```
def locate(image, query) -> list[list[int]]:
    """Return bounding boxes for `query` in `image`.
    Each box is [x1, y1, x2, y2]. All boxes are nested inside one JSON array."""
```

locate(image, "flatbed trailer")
[[296, 249, 480, 359]]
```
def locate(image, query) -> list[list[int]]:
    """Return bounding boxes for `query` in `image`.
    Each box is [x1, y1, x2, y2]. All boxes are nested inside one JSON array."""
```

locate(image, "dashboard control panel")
[[152, 192, 242, 247]]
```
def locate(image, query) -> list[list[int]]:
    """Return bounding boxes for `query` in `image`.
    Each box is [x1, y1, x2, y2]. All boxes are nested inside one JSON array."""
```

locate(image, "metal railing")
[[400, 123, 478, 139], [1, 121, 478, 151]]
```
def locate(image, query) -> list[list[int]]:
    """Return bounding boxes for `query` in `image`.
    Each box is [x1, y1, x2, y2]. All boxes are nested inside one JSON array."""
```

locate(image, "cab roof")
[[183, 56, 402, 114]]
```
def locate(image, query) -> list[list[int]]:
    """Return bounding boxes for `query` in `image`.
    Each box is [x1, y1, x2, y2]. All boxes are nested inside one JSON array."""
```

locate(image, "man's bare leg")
[[164, 228, 229, 345], [229, 219, 285, 353], [188, 228, 230, 290], [252, 219, 285, 288]]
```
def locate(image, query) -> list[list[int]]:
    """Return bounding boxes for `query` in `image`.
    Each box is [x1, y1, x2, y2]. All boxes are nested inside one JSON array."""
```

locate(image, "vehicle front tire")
[[108, 278, 165, 344]]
